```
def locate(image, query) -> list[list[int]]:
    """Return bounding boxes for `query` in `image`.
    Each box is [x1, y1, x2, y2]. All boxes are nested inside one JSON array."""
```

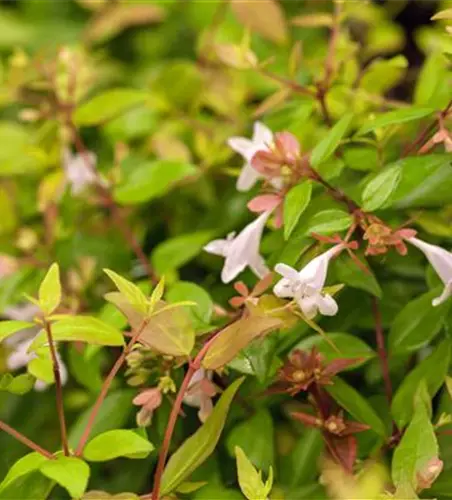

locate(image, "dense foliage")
[[0, 0, 451, 499]]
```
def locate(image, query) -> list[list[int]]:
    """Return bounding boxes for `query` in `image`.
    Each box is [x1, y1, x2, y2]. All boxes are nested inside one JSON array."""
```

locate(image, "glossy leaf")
[[160, 377, 244, 495], [0, 320, 34, 342], [167, 281, 213, 326], [40, 456, 90, 499], [388, 288, 451, 355], [235, 446, 273, 500], [304, 209, 353, 236], [294, 332, 375, 369], [283, 182, 312, 240], [84, 429, 154, 461], [104, 269, 148, 315], [0, 373, 35, 395], [357, 107, 435, 135], [362, 165, 401, 211], [38, 263, 61, 316], [326, 377, 386, 436], [151, 231, 213, 275], [310, 113, 353, 167], [29, 316, 125, 350], [333, 256, 382, 298], [0, 453, 48, 494], [391, 339, 451, 429], [392, 401, 438, 494], [74, 89, 148, 126], [114, 160, 197, 205]]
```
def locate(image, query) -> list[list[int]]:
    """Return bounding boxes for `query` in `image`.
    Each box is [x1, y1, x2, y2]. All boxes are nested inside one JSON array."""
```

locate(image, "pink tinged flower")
[[247, 194, 282, 214], [204, 210, 272, 283], [183, 368, 217, 423], [63, 148, 98, 195], [273, 244, 344, 319], [407, 237, 452, 306], [133, 387, 162, 427], [228, 122, 281, 192]]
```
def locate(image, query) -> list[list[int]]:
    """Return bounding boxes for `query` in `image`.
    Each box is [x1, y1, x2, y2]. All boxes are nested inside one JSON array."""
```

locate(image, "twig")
[[43, 320, 69, 456], [259, 68, 316, 98], [150, 317, 241, 500], [371, 297, 392, 404], [0, 420, 54, 459], [75, 319, 150, 456]]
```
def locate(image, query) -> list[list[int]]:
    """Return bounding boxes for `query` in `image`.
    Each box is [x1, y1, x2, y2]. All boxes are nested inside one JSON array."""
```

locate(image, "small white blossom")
[[204, 210, 271, 283], [63, 148, 98, 195], [228, 121, 281, 192], [274, 244, 344, 319], [408, 237, 452, 306], [183, 368, 217, 423], [3, 304, 67, 391]]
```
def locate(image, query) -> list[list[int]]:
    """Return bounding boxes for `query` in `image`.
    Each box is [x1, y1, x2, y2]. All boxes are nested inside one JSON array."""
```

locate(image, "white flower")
[[63, 148, 98, 195], [3, 304, 67, 391], [183, 368, 217, 423], [407, 237, 452, 306], [228, 121, 281, 192], [204, 210, 271, 283], [273, 244, 344, 319]]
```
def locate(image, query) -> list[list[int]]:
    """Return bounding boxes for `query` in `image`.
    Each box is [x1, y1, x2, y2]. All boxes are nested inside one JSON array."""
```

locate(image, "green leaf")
[[202, 309, 282, 370], [235, 446, 273, 500], [391, 339, 451, 429], [392, 402, 438, 494], [74, 89, 148, 126], [114, 159, 197, 205], [360, 55, 407, 94], [149, 277, 165, 312], [84, 429, 154, 461], [286, 429, 324, 487], [40, 456, 90, 499], [226, 410, 274, 472], [160, 377, 244, 495], [0, 453, 48, 494], [325, 377, 387, 436], [0, 186, 17, 235], [357, 107, 435, 135], [0, 471, 52, 500], [304, 209, 353, 235], [104, 269, 148, 315], [362, 165, 401, 211], [283, 182, 312, 240], [151, 231, 213, 275], [38, 263, 61, 316], [0, 320, 34, 342], [167, 281, 213, 326], [310, 113, 353, 167], [30, 316, 124, 350], [333, 255, 382, 298], [388, 288, 451, 355], [414, 52, 448, 108], [389, 154, 452, 208], [0, 373, 35, 395], [294, 332, 375, 369]]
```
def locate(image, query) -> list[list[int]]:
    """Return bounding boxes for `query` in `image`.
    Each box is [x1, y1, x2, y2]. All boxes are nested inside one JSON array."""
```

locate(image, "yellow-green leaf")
[[40, 456, 90, 499], [235, 446, 273, 500], [160, 377, 244, 495], [283, 181, 312, 240], [84, 430, 154, 462], [38, 263, 61, 316], [104, 269, 148, 315]]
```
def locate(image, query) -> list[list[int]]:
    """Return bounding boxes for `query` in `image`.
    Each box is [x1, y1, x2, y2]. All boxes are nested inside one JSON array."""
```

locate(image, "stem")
[[259, 68, 316, 98], [371, 297, 392, 404], [0, 420, 54, 459], [150, 319, 239, 500], [65, 114, 158, 285], [75, 319, 149, 456], [43, 321, 69, 456]]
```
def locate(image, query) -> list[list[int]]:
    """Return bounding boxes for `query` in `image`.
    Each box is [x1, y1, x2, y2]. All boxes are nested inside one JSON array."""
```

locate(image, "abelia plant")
[[0, 1, 451, 499]]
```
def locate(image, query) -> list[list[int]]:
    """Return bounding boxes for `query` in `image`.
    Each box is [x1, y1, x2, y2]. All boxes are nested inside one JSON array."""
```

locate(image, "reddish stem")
[[150, 319, 239, 500], [75, 319, 149, 456], [371, 297, 393, 404], [43, 320, 69, 456], [0, 420, 54, 459]]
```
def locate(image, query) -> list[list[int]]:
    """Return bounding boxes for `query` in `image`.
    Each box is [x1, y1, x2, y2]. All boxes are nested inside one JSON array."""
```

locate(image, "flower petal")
[[432, 281, 452, 307], [227, 137, 254, 157], [408, 237, 452, 285], [253, 121, 273, 146], [298, 294, 319, 319], [204, 238, 231, 257], [274, 263, 299, 281], [236, 163, 260, 192], [249, 254, 270, 279], [317, 294, 339, 316]]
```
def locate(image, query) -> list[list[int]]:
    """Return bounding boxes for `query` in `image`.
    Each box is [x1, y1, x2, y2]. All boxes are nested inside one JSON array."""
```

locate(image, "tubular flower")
[[133, 387, 163, 427], [273, 244, 344, 319], [228, 122, 282, 191], [204, 210, 272, 283], [407, 236, 452, 306], [183, 368, 218, 423], [63, 148, 98, 195]]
